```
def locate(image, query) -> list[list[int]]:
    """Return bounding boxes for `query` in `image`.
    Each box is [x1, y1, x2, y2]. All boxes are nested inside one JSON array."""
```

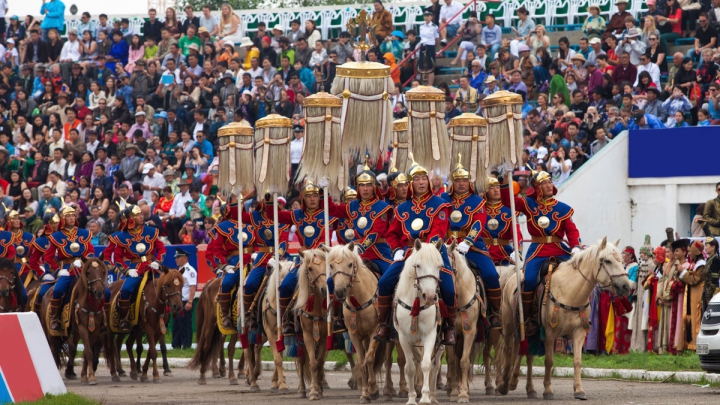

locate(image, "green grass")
[[530, 351, 702, 372], [18, 393, 101, 405]]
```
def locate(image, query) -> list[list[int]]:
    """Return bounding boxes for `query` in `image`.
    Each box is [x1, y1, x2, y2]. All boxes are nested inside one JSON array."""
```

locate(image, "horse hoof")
[[270, 387, 278, 394], [250, 385, 260, 393], [112, 376, 121, 383], [542, 392, 553, 400], [360, 397, 370, 404], [436, 382, 445, 390], [118, 371, 127, 377], [140, 376, 149, 383], [574, 392, 587, 400], [213, 372, 221, 378], [229, 378, 239, 385], [486, 387, 495, 396], [528, 391, 538, 399], [323, 382, 331, 390], [81, 377, 88, 385], [383, 394, 393, 401], [369, 391, 380, 400], [509, 383, 518, 391], [348, 379, 358, 390], [279, 388, 290, 395], [66, 373, 77, 380], [398, 390, 409, 399], [197, 379, 206, 385], [220, 371, 226, 378], [154, 377, 162, 383], [458, 395, 469, 403], [496, 385, 509, 396], [164, 371, 173, 377], [130, 372, 138, 381], [309, 393, 320, 401], [89, 379, 98, 386], [298, 391, 307, 399], [449, 395, 457, 402]]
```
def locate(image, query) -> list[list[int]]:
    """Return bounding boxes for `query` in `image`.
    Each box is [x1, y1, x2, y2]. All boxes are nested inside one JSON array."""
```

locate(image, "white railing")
[[55, 0, 647, 39]]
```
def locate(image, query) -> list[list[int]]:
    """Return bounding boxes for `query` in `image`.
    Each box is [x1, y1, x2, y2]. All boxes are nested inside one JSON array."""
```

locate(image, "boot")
[[242, 293, 257, 328], [373, 295, 394, 341], [217, 292, 233, 329], [486, 287, 502, 329], [117, 299, 132, 331], [331, 295, 347, 334], [441, 304, 458, 345], [521, 291, 538, 336], [279, 296, 294, 336], [49, 298, 62, 331]]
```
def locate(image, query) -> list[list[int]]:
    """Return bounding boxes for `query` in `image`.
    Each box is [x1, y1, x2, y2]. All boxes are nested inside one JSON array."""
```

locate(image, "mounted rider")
[[206, 197, 255, 329], [106, 204, 166, 331], [500, 169, 582, 335], [481, 177, 520, 265], [271, 180, 337, 336], [441, 158, 502, 327], [30, 209, 60, 312], [334, 187, 357, 245], [384, 161, 409, 209], [375, 157, 458, 345], [46, 205, 94, 331], [6, 207, 35, 289]]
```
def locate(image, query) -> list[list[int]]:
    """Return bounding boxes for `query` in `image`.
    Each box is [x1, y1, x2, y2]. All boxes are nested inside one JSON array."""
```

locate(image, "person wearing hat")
[[582, 4, 607, 40], [666, 238, 692, 354], [372, 157, 458, 344], [165, 177, 193, 244], [380, 30, 405, 63], [106, 203, 167, 332], [642, 85, 665, 121], [371, 0, 394, 42], [499, 165, 582, 336], [418, 9, 440, 86], [604, 0, 631, 38], [27, 209, 60, 312], [615, 25, 645, 66], [171, 247, 196, 349], [586, 37, 605, 64], [385, 160, 409, 208], [59, 28, 82, 81], [483, 74, 499, 95], [677, 238, 710, 350], [482, 174, 519, 271], [46, 205, 96, 331], [271, 180, 339, 336]]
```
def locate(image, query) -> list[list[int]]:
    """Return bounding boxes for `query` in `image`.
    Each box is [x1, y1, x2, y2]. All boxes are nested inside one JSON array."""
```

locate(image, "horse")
[[495, 237, 632, 400], [258, 259, 294, 394], [0, 258, 22, 313], [188, 270, 242, 386], [41, 258, 113, 384], [394, 239, 446, 405], [293, 248, 331, 401], [108, 267, 184, 383], [116, 316, 173, 378], [326, 242, 392, 403]]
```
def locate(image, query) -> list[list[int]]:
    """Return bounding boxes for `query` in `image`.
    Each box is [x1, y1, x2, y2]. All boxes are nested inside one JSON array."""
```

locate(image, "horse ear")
[[320, 244, 330, 253], [613, 238, 621, 248], [449, 240, 457, 253], [347, 241, 355, 252], [414, 238, 422, 251], [298, 250, 305, 260], [434, 239, 442, 251], [599, 236, 607, 250], [163, 266, 169, 274]]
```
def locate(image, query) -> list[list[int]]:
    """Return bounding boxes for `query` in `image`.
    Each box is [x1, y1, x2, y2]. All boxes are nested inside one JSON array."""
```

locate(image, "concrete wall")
[[556, 131, 720, 250]]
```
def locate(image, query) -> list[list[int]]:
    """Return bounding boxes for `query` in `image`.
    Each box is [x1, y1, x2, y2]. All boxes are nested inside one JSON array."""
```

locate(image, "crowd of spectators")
[[0, 0, 713, 245]]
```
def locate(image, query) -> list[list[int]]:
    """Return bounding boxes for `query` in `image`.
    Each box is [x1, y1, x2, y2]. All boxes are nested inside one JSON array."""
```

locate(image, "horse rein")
[[573, 256, 625, 295]]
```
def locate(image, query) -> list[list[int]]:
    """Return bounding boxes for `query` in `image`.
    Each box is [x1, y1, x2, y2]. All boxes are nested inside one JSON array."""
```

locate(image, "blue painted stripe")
[[0, 367, 14, 405]]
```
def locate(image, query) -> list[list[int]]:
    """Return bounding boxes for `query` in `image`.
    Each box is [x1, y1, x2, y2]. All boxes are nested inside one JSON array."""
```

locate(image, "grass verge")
[[18, 393, 101, 405]]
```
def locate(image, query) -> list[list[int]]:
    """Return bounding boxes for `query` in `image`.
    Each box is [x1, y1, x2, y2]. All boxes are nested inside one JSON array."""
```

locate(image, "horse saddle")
[[46, 279, 78, 337], [109, 271, 151, 333], [362, 260, 382, 280], [215, 285, 239, 336]]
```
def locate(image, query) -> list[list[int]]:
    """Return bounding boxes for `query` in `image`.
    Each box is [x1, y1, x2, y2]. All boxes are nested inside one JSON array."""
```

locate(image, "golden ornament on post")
[[448, 113, 489, 191], [405, 86, 451, 177]]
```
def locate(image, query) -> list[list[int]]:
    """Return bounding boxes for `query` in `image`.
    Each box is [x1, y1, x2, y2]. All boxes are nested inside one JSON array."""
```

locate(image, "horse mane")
[[266, 260, 294, 305], [396, 243, 443, 299], [158, 268, 184, 289], [0, 258, 22, 307], [566, 238, 618, 271], [295, 249, 326, 312]]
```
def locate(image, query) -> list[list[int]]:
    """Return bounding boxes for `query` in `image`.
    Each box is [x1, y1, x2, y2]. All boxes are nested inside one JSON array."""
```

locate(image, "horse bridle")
[[413, 264, 441, 293], [330, 258, 358, 287], [0, 274, 16, 288], [144, 278, 182, 316], [573, 257, 625, 295]]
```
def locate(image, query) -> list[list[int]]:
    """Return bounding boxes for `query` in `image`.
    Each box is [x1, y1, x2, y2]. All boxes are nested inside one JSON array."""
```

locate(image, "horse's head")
[[575, 237, 632, 297], [403, 239, 444, 305], [328, 242, 362, 301], [0, 258, 17, 299], [82, 258, 108, 301], [295, 247, 328, 310], [159, 268, 185, 314]]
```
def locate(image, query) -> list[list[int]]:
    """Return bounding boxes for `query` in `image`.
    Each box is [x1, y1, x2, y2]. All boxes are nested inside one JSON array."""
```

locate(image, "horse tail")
[[371, 339, 387, 376], [493, 331, 518, 395], [466, 341, 482, 383], [187, 291, 221, 371]]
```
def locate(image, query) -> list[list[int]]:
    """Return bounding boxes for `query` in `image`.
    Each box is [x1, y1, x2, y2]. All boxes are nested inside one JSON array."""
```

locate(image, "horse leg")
[[366, 340, 381, 400], [346, 349, 358, 390], [417, 331, 437, 405], [306, 336, 323, 401], [398, 336, 417, 405], [147, 330, 161, 383], [65, 337, 78, 380], [115, 334, 127, 377], [160, 336, 172, 376], [135, 334, 143, 374], [428, 348, 444, 405], [572, 328, 588, 400], [245, 341, 259, 391], [458, 330, 475, 403], [397, 340, 409, 398], [229, 334, 240, 386], [274, 337, 289, 394], [526, 354, 537, 399], [509, 341, 522, 391], [487, 329, 500, 395], [445, 344, 457, 400], [254, 341, 263, 382], [382, 341, 396, 399], [435, 357, 444, 392], [542, 333, 556, 400], [126, 333, 139, 381], [78, 328, 90, 384]]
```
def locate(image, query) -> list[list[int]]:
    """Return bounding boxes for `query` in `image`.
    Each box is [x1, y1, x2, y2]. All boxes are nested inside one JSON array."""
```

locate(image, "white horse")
[[394, 239, 445, 405]]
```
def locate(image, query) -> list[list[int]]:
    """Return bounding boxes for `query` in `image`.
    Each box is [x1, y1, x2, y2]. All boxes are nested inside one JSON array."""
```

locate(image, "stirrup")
[[374, 324, 392, 342]]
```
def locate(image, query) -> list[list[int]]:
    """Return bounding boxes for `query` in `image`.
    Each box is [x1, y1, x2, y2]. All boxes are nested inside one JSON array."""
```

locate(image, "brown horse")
[[41, 258, 113, 384], [0, 258, 22, 313], [108, 268, 184, 383], [188, 268, 242, 386]]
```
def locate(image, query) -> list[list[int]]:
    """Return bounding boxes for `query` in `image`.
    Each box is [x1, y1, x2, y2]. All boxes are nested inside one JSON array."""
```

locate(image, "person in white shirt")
[[419, 10, 440, 86], [634, 53, 661, 88], [439, 0, 464, 46], [290, 125, 304, 180], [166, 179, 193, 244], [60, 28, 82, 81], [141, 164, 166, 202], [42, 171, 67, 198], [172, 248, 196, 349], [48, 149, 67, 178]]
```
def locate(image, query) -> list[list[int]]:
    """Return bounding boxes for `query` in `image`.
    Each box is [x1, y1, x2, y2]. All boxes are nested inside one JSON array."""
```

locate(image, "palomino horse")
[[495, 237, 632, 400], [326, 243, 389, 404], [394, 239, 445, 405], [259, 259, 294, 394], [41, 258, 113, 384], [108, 268, 184, 383], [188, 268, 242, 386], [0, 258, 22, 312], [293, 248, 330, 401]]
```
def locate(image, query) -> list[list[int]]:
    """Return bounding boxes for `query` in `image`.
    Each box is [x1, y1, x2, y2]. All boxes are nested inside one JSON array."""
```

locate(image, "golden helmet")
[[487, 177, 500, 187], [406, 153, 428, 180], [531, 170, 552, 187], [450, 154, 469, 181], [342, 187, 357, 202], [356, 156, 376, 185], [59, 205, 76, 217], [301, 180, 321, 198], [388, 158, 408, 187]]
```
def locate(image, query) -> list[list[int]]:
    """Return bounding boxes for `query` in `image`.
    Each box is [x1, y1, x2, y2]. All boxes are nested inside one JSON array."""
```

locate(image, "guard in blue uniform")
[[7, 208, 35, 291], [334, 188, 357, 245], [270, 181, 337, 336], [481, 177, 518, 265], [441, 158, 502, 327], [375, 157, 457, 345], [384, 161, 409, 209], [30, 210, 60, 312], [46, 206, 94, 331]]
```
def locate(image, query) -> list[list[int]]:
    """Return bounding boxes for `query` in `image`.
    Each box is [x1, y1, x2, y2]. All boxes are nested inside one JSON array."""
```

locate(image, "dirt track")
[[66, 366, 720, 405]]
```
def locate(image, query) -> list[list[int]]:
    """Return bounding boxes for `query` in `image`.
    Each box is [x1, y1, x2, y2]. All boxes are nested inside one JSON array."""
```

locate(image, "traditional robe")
[[630, 260, 653, 352], [668, 260, 689, 355], [679, 258, 707, 351]]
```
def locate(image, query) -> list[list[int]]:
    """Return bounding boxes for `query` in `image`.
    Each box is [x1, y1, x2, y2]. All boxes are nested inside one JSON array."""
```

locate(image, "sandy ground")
[[65, 365, 720, 405]]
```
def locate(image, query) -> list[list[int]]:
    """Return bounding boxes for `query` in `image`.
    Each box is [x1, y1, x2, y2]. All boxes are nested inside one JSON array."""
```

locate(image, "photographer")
[[549, 145, 571, 186], [580, 106, 603, 136]]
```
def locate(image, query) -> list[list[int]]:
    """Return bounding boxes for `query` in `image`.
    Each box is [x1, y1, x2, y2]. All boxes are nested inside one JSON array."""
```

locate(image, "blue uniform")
[[378, 191, 456, 307], [207, 219, 255, 294], [244, 208, 290, 296], [32, 234, 55, 300], [108, 227, 166, 300], [46, 227, 95, 299], [441, 192, 500, 289], [481, 201, 517, 265]]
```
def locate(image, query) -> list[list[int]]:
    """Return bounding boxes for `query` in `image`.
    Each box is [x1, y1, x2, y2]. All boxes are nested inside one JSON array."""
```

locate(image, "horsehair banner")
[[391, 117, 410, 175], [218, 122, 255, 195], [449, 113, 489, 191], [481, 90, 524, 169], [405, 85, 450, 177], [254, 114, 293, 196]]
